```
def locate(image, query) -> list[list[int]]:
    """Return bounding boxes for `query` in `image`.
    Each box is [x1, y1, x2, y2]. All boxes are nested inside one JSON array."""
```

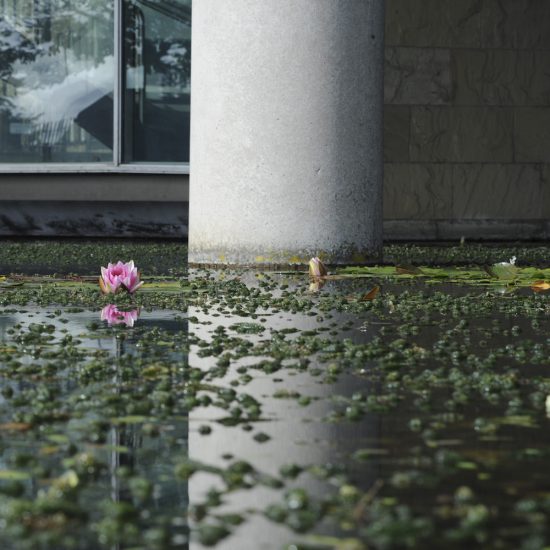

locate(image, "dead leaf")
[[0, 422, 32, 432], [40, 446, 61, 456], [360, 286, 380, 301], [99, 276, 107, 294], [532, 280, 550, 292], [411, 344, 428, 357], [395, 264, 424, 276], [353, 479, 384, 521]]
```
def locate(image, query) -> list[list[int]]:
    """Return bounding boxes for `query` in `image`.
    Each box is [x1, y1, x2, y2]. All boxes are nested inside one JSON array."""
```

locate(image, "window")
[[0, 0, 190, 172]]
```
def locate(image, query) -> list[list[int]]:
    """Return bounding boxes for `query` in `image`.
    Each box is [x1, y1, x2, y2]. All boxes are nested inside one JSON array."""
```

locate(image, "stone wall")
[[383, 0, 550, 240]]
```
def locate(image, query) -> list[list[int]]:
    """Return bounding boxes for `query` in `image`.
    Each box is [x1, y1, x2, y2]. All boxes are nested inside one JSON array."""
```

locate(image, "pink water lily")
[[99, 260, 143, 294], [100, 305, 140, 327]]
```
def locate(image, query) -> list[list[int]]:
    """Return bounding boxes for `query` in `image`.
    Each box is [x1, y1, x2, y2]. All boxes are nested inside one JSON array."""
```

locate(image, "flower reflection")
[[100, 305, 140, 327], [309, 279, 326, 293]]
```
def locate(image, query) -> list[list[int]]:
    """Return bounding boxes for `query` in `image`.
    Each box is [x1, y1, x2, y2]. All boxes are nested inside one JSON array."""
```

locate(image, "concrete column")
[[189, 0, 385, 266]]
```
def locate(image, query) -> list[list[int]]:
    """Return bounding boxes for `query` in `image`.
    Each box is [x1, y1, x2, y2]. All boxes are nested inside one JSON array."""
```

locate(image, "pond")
[[0, 242, 549, 549]]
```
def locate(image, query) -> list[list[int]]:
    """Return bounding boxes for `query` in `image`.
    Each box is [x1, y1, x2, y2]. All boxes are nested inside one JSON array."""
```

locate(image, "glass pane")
[[123, 0, 191, 163], [0, 0, 114, 163]]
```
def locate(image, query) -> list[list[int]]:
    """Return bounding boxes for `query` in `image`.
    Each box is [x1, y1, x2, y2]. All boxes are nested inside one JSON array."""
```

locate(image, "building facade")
[[0, 0, 189, 236], [0, 0, 549, 240]]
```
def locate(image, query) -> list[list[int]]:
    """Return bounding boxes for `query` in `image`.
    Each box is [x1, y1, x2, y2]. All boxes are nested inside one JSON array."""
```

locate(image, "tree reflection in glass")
[[123, 0, 191, 163], [0, 0, 114, 162]]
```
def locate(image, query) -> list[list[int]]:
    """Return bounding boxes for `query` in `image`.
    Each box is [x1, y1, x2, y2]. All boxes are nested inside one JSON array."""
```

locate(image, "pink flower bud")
[[308, 257, 327, 279]]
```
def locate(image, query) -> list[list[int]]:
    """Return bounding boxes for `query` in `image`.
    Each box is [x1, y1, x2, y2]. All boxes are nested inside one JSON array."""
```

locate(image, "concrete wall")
[[383, 0, 550, 240], [0, 174, 188, 237]]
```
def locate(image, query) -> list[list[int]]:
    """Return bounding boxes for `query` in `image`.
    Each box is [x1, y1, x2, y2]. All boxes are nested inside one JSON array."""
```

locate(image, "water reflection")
[[0, 0, 114, 162], [308, 279, 326, 293], [0, 0, 191, 163], [123, 0, 191, 163], [100, 304, 140, 327], [0, 274, 549, 547], [186, 295, 382, 549], [0, 307, 189, 549]]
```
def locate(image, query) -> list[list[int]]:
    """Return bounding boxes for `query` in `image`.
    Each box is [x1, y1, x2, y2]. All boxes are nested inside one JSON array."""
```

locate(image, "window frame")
[[0, 0, 190, 175]]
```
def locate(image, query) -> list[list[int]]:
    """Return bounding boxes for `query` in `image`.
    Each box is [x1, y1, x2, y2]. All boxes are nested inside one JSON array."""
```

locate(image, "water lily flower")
[[100, 304, 140, 327], [309, 257, 327, 279], [99, 260, 143, 294]]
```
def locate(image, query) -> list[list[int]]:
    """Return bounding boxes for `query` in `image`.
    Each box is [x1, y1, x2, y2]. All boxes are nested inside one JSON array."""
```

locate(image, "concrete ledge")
[[0, 174, 189, 202], [0, 201, 188, 238]]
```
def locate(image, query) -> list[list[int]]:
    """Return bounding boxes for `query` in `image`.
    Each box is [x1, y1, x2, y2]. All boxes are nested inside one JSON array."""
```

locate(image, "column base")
[[188, 243, 382, 268]]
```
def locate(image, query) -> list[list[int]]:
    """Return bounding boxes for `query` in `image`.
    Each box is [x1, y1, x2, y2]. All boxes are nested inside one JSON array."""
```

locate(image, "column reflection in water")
[[123, 0, 191, 163], [0, 0, 114, 162], [186, 273, 382, 549]]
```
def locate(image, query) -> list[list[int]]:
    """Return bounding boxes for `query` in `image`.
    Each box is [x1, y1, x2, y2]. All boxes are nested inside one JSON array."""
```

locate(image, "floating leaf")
[[40, 446, 60, 456], [0, 470, 31, 481], [90, 444, 130, 453], [47, 434, 70, 444], [494, 415, 536, 428], [353, 448, 389, 461], [457, 461, 478, 470], [485, 259, 519, 281], [360, 286, 380, 301], [52, 470, 79, 490], [0, 422, 32, 432], [111, 415, 148, 424], [230, 322, 265, 334], [253, 432, 271, 443], [0, 281, 24, 288], [300, 535, 366, 550]]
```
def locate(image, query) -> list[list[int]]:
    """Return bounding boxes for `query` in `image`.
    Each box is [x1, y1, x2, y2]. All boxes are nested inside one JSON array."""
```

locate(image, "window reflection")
[[0, 0, 114, 163], [123, 0, 191, 163]]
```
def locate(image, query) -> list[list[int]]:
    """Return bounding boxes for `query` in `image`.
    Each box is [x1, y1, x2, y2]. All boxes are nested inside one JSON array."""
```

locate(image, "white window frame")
[[0, 0, 190, 175]]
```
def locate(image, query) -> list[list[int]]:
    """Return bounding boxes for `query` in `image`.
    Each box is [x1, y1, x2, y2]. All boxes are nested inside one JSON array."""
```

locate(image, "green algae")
[[0, 240, 188, 276], [1, 239, 550, 276]]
